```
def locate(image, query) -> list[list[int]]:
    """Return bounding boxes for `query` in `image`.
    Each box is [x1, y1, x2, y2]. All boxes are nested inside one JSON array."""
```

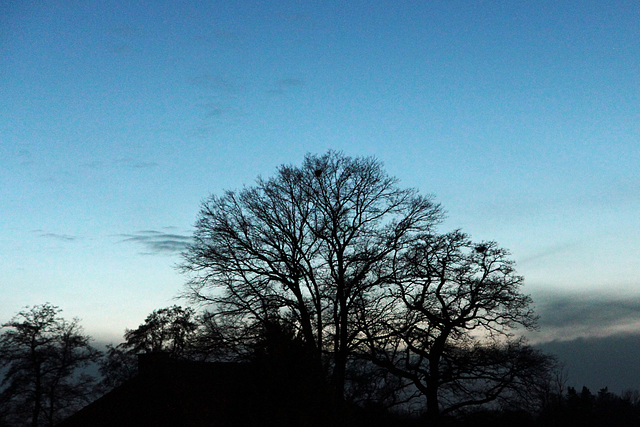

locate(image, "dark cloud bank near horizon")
[[536, 333, 640, 394], [530, 291, 640, 394], [535, 293, 640, 331]]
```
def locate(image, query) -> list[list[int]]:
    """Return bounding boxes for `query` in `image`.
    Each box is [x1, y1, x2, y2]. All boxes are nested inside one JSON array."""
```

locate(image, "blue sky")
[[2, 1, 639, 387]]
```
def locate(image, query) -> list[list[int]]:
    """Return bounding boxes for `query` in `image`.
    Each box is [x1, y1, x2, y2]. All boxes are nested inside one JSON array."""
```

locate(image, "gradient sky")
[[2, 1, 639, 390]]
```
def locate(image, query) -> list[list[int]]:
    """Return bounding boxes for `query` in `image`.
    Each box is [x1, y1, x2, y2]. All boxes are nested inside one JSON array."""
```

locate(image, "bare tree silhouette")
[[181, 151, 443, 401], [0, 304, 99, 426]]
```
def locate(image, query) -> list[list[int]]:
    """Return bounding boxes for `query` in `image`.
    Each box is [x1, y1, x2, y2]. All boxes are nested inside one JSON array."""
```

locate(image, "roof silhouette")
[[58, 353, 263, 426]]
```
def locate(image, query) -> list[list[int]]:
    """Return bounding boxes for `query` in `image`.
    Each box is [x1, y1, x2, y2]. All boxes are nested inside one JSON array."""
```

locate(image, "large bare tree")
[[360, 231, 553, 422], [180, 151, 443, 399]]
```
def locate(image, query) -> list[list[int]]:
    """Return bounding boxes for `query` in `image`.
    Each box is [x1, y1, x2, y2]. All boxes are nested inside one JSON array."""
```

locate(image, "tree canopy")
[[181, 151, 444, 399]]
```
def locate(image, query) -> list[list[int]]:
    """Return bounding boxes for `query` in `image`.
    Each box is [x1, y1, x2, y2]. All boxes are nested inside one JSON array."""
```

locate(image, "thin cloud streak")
[[188, 74, 239, 94], [118, 230, 192, 255], [82, 158, 159, 170], [267, 77, 305, 95], [33, 230, 79, 242], [114, 158, 159, 169], [518, 241, 580, 266], [7, 146, 36, 166]]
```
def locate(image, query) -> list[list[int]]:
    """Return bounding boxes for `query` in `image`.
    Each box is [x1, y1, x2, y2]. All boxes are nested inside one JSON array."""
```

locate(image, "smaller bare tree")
[[0, 304, 100, 427], [99, 306, 237, 391], [361, 231, 553, 422], [100, 306, 199, 390], [120, 306, 198, 357]]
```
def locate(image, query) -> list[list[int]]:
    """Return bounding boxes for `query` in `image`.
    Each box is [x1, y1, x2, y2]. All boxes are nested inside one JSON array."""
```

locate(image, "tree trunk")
[[425, 380, 440, 425], [426, 333, 448, 425], [32, 362, 41, 427], [331, 294, 348, 403]]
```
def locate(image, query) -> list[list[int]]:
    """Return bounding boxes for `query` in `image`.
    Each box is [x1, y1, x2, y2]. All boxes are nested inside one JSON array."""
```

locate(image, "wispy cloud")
[[110, 43, 133, 54], [118, 229, 192, 255], [106, 25, 138, 55], [82, 158, 159, 170], [115, 158, 159, 169], [188, 73, 245, 128], [196, 101, 241, 121], [198, 103, 225, 118], [33, 230, 79, 242], [518, 241, 580, 266], [267, 77, 305, 95], [188, 74, 239, 94], [8, 145, 36, 166]]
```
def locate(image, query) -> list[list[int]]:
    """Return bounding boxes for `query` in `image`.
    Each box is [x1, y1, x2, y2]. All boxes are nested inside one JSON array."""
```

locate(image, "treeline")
[[1, 303, 639, 426], [536, 386, 640, 427], [450, 386, 640, 427]]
